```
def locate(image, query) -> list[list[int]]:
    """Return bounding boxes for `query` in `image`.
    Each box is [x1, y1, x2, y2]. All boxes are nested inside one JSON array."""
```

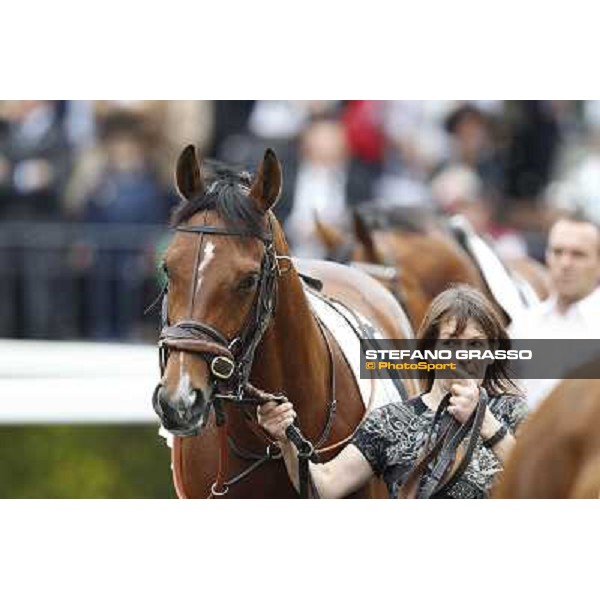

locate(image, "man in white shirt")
[[510, 215, 600, 408]]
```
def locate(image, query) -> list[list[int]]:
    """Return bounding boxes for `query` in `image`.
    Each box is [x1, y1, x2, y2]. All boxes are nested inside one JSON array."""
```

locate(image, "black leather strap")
[[400, 389, 489, 499], [483, 422, 508, 449], [429, 389, 488, 497], [176, 224, 272, 242]]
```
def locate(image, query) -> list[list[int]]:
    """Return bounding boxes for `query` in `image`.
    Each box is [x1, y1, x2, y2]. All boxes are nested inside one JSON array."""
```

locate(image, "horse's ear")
[[314, 214, 345, 252], [249, 148, 282, 212], [176, 144, 204, 201], [353, 212, 383, 263]]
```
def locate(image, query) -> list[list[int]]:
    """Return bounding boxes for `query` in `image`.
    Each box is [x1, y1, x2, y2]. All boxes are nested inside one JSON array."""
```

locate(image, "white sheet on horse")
[[305, 287, 407, 412], [450, 215, 539, 322]]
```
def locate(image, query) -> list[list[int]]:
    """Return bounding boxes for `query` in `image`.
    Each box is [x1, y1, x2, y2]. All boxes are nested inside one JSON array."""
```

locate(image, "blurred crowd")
[[1, 100, 599, 340], [2, 100, 600, 249]]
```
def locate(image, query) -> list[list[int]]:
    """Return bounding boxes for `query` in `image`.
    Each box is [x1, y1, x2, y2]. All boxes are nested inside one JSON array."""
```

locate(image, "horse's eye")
[[161, 261, 169, 276], [238, 273, 259, 292]]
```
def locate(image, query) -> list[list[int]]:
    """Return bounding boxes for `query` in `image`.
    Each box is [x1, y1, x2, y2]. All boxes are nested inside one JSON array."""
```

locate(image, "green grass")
[[0, 425, 177, 498]]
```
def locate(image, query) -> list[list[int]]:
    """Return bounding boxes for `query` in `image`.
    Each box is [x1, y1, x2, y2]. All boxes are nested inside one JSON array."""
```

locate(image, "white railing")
[[0, 339, 160, 424]]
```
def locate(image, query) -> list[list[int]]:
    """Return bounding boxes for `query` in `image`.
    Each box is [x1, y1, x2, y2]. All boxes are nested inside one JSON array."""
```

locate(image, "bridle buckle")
[[276, 255, 293, 276], [210, 482, 229, 497], [211, 355, 236, 380]]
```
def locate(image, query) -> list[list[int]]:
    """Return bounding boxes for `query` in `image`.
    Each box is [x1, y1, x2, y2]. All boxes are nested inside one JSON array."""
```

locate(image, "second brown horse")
[[315, 210, 550, 328]]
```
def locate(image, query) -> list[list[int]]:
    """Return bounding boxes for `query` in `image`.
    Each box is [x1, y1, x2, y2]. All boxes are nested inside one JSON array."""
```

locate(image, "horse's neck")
[[425, 230, 486, 289], [250, 226, 329, 422], [254, 269, 328, 402]]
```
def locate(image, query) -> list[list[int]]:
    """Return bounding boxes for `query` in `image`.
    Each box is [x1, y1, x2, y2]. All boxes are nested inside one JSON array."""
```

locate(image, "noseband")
[[157, 218, 287, 406]]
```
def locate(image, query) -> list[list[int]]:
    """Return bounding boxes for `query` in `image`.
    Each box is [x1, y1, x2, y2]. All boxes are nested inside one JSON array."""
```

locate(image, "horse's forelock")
[[170, 163, 267, 238]]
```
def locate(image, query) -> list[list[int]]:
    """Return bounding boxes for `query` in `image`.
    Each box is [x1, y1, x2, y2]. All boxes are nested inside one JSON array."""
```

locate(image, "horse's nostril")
[[157, 386, 165, 404], [152, 384, 165, 415], [157, 385, 191, 410], [157, 385, 171, 410]]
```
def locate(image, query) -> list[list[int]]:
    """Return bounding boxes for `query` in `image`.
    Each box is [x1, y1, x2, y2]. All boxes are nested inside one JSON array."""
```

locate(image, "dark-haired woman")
[[258, 285, 529, 499]]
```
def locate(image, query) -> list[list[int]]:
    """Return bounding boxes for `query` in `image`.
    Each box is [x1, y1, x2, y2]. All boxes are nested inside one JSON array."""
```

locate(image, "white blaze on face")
[[179, 352, 185, 381], [195, 241, 216, 297], [172, 241, 216, 410], [176, 353, 195, 409]]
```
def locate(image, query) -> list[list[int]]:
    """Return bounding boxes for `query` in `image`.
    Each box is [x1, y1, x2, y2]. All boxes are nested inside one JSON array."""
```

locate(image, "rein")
[[398, 389, 488, 499], [205, 300, 373, 498]]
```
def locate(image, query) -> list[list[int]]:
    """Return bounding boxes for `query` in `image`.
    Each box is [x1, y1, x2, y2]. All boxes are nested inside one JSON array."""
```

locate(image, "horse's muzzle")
[[152, 383, 212, 436]]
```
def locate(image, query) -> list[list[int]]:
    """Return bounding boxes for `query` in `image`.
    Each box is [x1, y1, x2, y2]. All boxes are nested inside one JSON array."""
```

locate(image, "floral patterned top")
[[351, 394, 529, 499]]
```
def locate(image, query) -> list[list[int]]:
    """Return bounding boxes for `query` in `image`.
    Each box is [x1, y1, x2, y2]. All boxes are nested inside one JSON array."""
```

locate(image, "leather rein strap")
[[398, 389, 488, 499]]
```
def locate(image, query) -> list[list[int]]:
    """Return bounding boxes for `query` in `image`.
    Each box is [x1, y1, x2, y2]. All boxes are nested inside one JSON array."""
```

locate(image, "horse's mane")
[[354, 202, 438, 234], [171, 160, 266, 237]]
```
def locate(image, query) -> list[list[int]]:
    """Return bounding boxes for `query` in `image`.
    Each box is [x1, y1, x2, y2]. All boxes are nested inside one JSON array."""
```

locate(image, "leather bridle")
[[151, 213, 326, 497], [153, 215, 286, 424]]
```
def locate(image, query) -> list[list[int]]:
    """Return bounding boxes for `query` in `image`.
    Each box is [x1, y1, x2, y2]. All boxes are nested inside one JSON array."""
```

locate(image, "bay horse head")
[[152, 145, 285, 436]]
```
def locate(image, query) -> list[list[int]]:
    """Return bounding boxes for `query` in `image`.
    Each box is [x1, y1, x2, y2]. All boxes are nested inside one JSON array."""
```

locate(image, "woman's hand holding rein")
[[257, 401, 296, 444]]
